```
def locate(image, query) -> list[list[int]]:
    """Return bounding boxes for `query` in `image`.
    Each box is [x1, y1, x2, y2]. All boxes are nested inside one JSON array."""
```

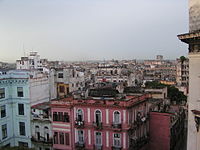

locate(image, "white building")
[[178, 0, 200, 149], [31, 102, 52, 150], [0, 70, 31, 148], [176, 57, 189, 87], [49, 68, 85, 100], [16, 52, 49, 73], [93, 64, 136, 87], [29, 71, 50, 106]]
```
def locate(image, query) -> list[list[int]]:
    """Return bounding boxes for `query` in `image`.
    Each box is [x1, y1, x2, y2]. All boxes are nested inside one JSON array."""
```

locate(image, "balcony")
[[94, 145, 103, 150], [31, 136, 53, 145], [75, 120, 84, 128], [112, 146, 122, 150], [93, 122, 103, 130], [75, 142, 85, 150], [32, 113, 51, 122], [112, 123, 122, 130], [129, 136, 149, 149]]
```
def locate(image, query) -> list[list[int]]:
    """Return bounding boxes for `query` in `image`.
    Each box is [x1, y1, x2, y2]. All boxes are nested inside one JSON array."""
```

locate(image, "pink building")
[[51, 94, 151, 150], [149, 106, 185, 150]]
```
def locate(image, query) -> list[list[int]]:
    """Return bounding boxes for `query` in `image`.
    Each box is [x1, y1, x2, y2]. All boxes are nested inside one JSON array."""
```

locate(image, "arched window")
[[114, 111, 121, 124], [35, 126, 40, 140], [44, 126, 49, 141], [77, 109, 83, 121], [95, 110, 102, 123]]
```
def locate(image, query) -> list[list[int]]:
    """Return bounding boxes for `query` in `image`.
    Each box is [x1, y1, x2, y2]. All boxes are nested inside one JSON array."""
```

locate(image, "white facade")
[[189, 0, 200, 32], [31, 103, 52, 150], [187, 53, 200, 150], [49, 68, 85, 100], [29, 72, 50, 106], [176, 58, 189, 87], [93, 65, 136, 86], [16, 52, 49, 73], [0, 70, 31, 148]]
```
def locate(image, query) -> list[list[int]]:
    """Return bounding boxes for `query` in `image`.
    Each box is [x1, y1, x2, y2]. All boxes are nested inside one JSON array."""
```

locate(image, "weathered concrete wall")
[[187, 53, 200, 150], [189, 0, 200, 32], [149, 112, 170, 150]]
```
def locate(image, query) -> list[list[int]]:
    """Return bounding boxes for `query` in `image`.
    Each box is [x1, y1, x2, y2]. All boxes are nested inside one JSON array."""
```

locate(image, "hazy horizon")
[[0, 0, 189, 63]]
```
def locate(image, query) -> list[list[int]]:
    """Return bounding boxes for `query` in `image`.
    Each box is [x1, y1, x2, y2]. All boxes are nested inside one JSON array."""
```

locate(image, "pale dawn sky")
[[0, 0, 188, 62]]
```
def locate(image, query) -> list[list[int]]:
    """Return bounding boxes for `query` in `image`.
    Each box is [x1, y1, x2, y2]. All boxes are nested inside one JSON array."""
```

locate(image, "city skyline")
[[0, 0, 188, 62]]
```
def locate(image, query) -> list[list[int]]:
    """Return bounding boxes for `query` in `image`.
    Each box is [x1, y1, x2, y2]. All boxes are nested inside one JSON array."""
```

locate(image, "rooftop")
[[31, 101, 51, 110], [51, 93, 150, 108], [178, 31, 200, 43]]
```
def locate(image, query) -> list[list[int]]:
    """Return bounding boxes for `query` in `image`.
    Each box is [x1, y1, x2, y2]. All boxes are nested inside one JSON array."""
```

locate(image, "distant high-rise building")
[[156, 55, 163, 60], [176, 57, 189, 87], [178, 0, 200, 150]]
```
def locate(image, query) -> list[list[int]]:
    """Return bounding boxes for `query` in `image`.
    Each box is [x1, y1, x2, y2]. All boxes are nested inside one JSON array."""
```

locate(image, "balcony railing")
[[93, 122, 103, 130], [75, 120, 84, 128], [112, 123, 122, 129], [112, 146, 122, 150], [129, 136, 149, 149], [31, 136, 53, 145], [32, 114, 51, 122], [75, 142, 85, 149], [94, 145, 103, 150]]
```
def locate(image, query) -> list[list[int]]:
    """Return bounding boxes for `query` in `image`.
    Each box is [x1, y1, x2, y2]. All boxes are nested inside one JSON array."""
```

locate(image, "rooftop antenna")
[[23, 43, 26, 57]]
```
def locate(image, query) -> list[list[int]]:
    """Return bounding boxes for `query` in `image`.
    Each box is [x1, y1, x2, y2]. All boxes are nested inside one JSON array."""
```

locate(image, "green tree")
[[180, 56, 186, 63], [145, 81, 187, 104], [145, 81, 166, 89], [168, 86, 187, 104]]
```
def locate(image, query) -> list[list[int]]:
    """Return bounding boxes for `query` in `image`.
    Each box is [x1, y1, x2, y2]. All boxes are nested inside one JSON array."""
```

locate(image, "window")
[[1, 105, 6, 118], [17, 87, 23, 97], [58, 73, 63, 78], [53, 112, 58, 121], [63, 112, 69, 122], [58, 112, 63, 121], [2, 124, 7, 139], [44, 127, 49, 141], [66, 87, 69, 94], [54, 132, 58, 144], [59, 86, 65, 93], [59, 132, 64, 144], [78, 130, 84, 143], [77, 109, 83, 121], [18, 104, 24, 115], [53, 112, 69, 122], [0, 88, 5, 99], [18, 141, 28, 147], [95, 110, 102, 123], [19, 122, 26, 136], [95, 132, 102, 146], [35, 126, 40, 140], [65, 133, 70, 145], [113, 133, 121, 147], [114, 111, 121, 124]]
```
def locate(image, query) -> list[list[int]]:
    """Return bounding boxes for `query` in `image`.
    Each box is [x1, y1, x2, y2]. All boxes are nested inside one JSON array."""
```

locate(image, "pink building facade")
[[149, 107, 185, 150], [51, 94, 151, 150]]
